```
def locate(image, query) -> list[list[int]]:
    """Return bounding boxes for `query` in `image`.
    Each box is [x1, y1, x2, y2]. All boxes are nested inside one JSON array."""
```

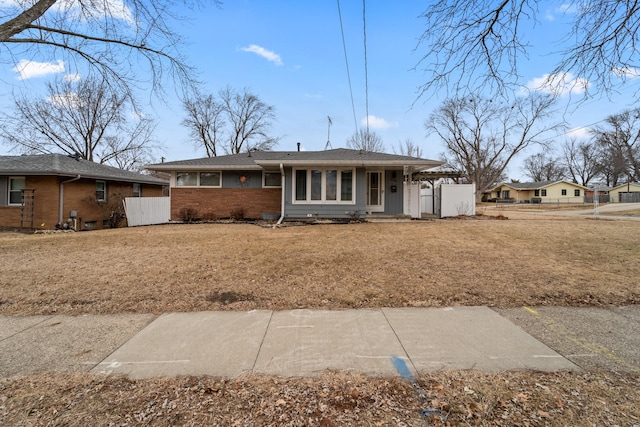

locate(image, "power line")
[[362, 0, 369, 134], [336, 0, 359, 135]]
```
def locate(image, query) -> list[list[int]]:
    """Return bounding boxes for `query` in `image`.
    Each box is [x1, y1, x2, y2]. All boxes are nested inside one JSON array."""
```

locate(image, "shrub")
[[229, 207, 245, 220], [179, 207, 199, 222]]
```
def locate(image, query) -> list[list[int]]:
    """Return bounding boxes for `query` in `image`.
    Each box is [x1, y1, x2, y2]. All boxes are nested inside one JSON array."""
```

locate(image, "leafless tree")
[[0, 1, 221, 97], [522, 152, 567, 182], [592, 109, 640, 183], [394, 138, 423, 158], [562, 139, 601, 186], [1, 76, 156, 170], [426, 94, 560, 201], [182, 93, 226, 157], [182, 86, 279, 156], [346, 128, 385, 152], [415, 0, 640, 98]]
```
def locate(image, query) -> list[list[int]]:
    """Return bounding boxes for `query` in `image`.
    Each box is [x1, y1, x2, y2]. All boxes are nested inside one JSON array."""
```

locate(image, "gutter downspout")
[[59, 175, 81, 225], [276, 163, 285, 225]]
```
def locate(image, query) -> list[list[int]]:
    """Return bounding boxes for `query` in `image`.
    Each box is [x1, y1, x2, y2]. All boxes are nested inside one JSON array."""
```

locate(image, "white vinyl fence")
[[123, 197, 170, 227]]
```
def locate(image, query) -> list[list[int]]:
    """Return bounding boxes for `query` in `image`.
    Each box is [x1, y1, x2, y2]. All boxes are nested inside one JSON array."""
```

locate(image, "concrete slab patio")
[[90, 307, 577, 379]]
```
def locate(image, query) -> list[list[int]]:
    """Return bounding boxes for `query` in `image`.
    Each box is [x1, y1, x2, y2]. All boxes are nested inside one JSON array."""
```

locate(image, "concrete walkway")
[[1, 306, 638, 379]]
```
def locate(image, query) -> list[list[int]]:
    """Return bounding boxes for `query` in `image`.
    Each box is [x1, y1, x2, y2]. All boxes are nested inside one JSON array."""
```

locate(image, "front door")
[[366, 171, 384, 212]]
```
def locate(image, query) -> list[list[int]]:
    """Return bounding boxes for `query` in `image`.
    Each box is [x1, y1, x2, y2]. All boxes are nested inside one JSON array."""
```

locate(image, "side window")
[[574, 189, 580, 196], [9, 177, 25, 205], [133, 183, 142, 197], [176, 172, 197, 186], [541, 189, 547, 197], [96, 181, 107, 201], [263, 172, 281, 188], [561, 189, 567, 196]]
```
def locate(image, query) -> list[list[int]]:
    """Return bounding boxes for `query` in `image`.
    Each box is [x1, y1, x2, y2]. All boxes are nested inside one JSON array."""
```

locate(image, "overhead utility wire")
[[363, 0, 370, 134], [337, 0, 359, 135]]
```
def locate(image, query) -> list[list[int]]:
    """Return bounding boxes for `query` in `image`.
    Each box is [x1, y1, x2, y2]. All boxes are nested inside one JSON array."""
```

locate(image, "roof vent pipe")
[[297, 142, 300, 152]]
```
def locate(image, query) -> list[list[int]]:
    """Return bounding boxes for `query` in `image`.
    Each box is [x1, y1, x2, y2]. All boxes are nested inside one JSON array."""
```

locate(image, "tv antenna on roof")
[[325, 116, 333, 150]]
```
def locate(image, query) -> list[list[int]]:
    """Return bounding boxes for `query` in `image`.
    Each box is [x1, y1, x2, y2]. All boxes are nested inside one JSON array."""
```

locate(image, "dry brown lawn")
[[2, 217, 639, 425], [1, 217, 638, 316], [1, 371, 638, 426]]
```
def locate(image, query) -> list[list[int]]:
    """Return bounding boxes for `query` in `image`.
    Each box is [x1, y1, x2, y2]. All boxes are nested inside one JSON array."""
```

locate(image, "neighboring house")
[[0, 154, 168, 230], [146, 148, 443, 221], [609, 182, 640, 203], [487, 180, 589, 203], [585, 184, 612, 203]]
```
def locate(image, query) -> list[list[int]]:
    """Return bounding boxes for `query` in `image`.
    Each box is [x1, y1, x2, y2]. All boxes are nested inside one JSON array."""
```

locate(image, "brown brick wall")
[[171, 188, 281, 220], [0, 206, 21, 228], [0, 176, 166, 230]]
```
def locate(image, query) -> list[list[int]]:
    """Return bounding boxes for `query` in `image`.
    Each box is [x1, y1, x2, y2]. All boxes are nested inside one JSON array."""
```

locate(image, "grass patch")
[[0, 219, 638, 316]]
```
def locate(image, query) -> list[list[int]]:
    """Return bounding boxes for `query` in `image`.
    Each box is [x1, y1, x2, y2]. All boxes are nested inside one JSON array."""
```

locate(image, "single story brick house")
[[146, 148, 443, 222], [0, 154, 168, 230], [487, 180, 589, 203]]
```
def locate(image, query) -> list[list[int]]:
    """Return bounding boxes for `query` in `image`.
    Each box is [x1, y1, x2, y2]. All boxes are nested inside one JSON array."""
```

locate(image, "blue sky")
[[2, 1, 640, 179]]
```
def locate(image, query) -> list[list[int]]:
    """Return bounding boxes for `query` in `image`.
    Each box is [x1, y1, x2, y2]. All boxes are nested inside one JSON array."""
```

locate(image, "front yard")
[[0, 217, 638, 316], [1, 216, 639, 426]]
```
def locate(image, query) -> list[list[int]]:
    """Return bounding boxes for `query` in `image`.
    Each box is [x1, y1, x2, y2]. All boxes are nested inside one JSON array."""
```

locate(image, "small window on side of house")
[[8, 177, 25, 205], [561, 189, 567, 196], [574, 189, 580, 196], [176, 172, 197, 186], [133, 183, 142, 197], [263, 172, 281, 187], [200, 172, 221, 187], [541, 189, 547, 197], [96, 181, 106, 201], [534, 189, 540, 197]]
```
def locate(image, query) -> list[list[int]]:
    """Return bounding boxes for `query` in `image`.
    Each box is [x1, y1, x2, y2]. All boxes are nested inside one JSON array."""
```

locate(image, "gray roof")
[[147, 148, 443, 170], [0, 154, 167, 185], [494, 180, 589, 191]]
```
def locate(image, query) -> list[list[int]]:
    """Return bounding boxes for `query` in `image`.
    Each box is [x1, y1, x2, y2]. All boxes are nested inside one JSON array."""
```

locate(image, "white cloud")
[[304, 93, 323, 99], [52, 0, 134, 24], [612, 67, 640, 79], [522, 72, 589, 96], [12, 59, 65, 80], [240, 44, 283, 66], [47, 92, 83, 109], [361, 115, 398, 130], [545, 4, 578, 21], [64, 72, 82, 82], [566, 127, 591, 140]]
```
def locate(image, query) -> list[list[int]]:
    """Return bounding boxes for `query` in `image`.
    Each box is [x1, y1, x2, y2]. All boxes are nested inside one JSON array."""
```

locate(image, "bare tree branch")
[[182, 86, 279, 156], [0, 76, 157, 170], [426, 94, 561, 201], [346, 128, 385, 152], [1, 1, 222, 97], [415, 0, 640, 99]]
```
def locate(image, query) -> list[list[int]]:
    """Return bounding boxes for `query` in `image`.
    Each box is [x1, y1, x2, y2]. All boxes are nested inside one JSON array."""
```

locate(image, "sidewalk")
[[1, 306, 638, 379]]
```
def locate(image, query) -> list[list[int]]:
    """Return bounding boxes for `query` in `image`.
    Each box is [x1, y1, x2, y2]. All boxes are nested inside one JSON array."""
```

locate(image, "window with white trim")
[[176, 172, 197, 186], [200, 172, 221, 187], [574, 189, 580, 196], [263, 172, 281, 188], [293, 168, 355, 204], [8, 177, 25, 205], [96, 181, 106, 201], [133, 183, 142, 197], [176, 171, 222, 187]]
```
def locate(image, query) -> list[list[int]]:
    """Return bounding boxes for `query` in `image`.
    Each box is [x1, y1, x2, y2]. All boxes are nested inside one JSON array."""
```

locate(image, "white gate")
[[123, 197, 170, 227]]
